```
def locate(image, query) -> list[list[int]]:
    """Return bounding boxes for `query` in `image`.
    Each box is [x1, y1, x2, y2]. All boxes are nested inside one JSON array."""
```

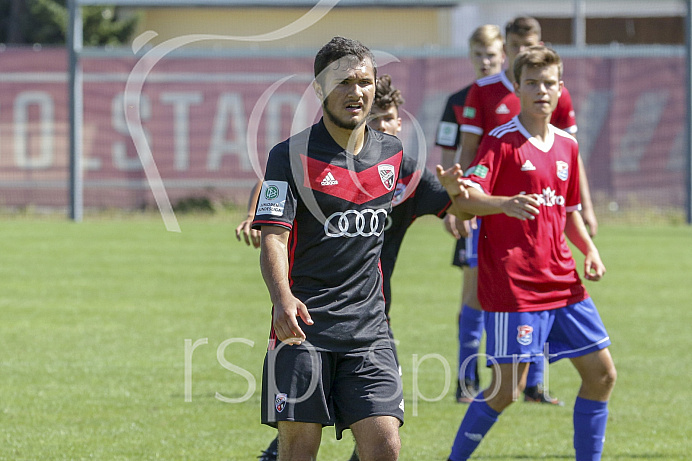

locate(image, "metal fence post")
[[68, 0, 83, 222], [686, 0, 692, 224]]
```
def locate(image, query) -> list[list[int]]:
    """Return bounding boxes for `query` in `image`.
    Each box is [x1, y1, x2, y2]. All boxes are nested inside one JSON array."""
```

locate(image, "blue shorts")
[[484, 298, 611, 365], [452, 219, 480, 268]]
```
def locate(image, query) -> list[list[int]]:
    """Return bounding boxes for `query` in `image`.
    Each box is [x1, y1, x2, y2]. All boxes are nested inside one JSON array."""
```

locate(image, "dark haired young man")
[[253, 71, 459, 461], [253, 37, 404, 461]]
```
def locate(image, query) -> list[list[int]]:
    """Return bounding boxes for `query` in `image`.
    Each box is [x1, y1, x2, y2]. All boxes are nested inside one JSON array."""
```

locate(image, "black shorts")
[[452, 235, 469, 267], [261, 343, 404, 439]]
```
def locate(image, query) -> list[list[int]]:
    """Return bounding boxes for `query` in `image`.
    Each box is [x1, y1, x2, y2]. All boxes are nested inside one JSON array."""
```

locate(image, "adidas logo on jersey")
[[496, 103, 510, 115], [521, 160, 536, 171], [321, 172, 338, 186]]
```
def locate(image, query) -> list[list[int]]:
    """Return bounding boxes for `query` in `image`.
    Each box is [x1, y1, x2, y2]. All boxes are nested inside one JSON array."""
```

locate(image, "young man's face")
[[315, 55, 376, 130], [367, 104, 401, 136], [514, 64, 563, 118], [470, 41, 505, 79], [505, 32, 541, 69]]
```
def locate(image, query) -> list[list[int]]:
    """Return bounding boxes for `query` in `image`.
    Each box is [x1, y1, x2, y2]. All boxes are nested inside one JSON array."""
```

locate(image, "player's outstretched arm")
[[260, 226, 313, 345], [565, 210, 606, 282], [498, 194, 541, 220], [435, 164, 469, 199], [235, 181, 262, 248], [437, 161, 474, 237], [436, 165, 541, 220]]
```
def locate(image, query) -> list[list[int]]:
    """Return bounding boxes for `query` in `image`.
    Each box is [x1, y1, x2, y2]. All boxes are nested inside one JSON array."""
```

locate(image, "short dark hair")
[[374, 74, 404, 110], [513, 45, 563, 83], [314, 36, 377, 83], [505, 16, 541, 39]]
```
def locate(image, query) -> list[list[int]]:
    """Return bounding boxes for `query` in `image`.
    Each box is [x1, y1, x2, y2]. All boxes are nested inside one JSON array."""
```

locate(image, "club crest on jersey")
[[275, 393, 287, 413], [378, 164, 396, 191], [556, 161, 569, 181], [517, 325, 534, 346]]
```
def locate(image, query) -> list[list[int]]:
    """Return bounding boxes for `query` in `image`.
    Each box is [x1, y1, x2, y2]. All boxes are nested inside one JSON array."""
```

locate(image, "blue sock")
[[573, 397, 609, 461], [458, 305, 483, 383], [526, 358, 544, 388], [449, 398, 500, 461]]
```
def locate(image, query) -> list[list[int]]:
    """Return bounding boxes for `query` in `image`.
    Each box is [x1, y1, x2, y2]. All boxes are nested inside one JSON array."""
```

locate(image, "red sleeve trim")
[[252, 220, 293, 231], [438, 200, 453, 217]]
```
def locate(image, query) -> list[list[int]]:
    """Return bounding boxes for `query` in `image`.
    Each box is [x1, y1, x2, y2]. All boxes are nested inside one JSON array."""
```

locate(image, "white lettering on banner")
[[265, 93, 305, 150], [613, 91, 668, 173], [112, 92, 151, 171], [667, 128, 684, 171], [14, 91, 53, 169], [207, 92, 249, 171], [160, 92, 203, 171], [574, 89, 612, 164]]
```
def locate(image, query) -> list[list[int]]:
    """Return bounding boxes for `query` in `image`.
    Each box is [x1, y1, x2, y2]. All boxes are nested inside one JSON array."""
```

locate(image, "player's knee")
[[485, 384, 522, 411], [585, 362, 617, 394], [601, 363, 617, 392], [358, 434, 400, 461], [277, 423, 321, 460]]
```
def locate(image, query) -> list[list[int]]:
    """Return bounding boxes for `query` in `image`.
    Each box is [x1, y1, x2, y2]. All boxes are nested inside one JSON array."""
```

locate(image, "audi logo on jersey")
[[324, 209, 388, 238]]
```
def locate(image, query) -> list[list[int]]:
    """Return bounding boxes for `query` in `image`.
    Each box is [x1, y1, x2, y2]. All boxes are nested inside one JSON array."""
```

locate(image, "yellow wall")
[[134, 7, 452, 50]]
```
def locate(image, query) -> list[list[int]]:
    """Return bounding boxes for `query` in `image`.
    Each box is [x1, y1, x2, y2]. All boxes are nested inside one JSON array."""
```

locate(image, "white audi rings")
[[324, 208, 388, 238]]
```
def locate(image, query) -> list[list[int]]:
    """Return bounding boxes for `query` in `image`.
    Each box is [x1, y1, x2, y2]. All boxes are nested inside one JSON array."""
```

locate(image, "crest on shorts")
[[556, 161, 569, 181], [275, 393, 287, 413], [517, 325, 534, 346], [378, 164, 396, 191]]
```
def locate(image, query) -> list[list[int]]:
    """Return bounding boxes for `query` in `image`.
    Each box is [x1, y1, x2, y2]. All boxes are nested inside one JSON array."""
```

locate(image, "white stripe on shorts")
[[549, 336, 611, 359], [494, 312, 509, 357]]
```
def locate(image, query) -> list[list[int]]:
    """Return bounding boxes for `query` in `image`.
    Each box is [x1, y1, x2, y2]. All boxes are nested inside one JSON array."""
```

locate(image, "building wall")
[[133, 7, 453, 50], [450, 0, 686, 48], [130, 2, 686, 54]]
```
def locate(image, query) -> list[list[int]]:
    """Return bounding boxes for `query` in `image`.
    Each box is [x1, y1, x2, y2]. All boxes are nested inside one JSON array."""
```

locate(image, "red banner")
[[0, 48, 684, 209]]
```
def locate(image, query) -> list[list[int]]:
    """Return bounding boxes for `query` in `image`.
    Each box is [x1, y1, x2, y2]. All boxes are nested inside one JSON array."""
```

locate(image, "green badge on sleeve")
[[467, 165, 488, 179], [462, 106, 476, 119]]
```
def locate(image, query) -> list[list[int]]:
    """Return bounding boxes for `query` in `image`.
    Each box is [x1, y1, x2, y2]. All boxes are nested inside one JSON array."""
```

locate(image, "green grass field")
[[1, 213, 691, 460]]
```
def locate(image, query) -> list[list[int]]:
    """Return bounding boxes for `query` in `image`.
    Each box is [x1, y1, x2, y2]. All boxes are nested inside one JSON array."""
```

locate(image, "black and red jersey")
[[435, 84, 472, 149], [253, 119, 403, 352]]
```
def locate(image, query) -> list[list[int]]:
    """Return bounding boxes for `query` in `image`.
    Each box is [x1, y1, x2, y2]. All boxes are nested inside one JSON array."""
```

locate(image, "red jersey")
[[460, 71, 577, 139], [465, 117, 586, 312]]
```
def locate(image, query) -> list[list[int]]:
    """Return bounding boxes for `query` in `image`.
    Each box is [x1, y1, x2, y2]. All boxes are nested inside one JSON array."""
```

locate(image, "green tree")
[[0, 0, 138, 45]]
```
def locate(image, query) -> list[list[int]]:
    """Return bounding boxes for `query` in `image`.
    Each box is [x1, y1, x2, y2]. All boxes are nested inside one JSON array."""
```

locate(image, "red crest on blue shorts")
[[517, 325, 534, 346]]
